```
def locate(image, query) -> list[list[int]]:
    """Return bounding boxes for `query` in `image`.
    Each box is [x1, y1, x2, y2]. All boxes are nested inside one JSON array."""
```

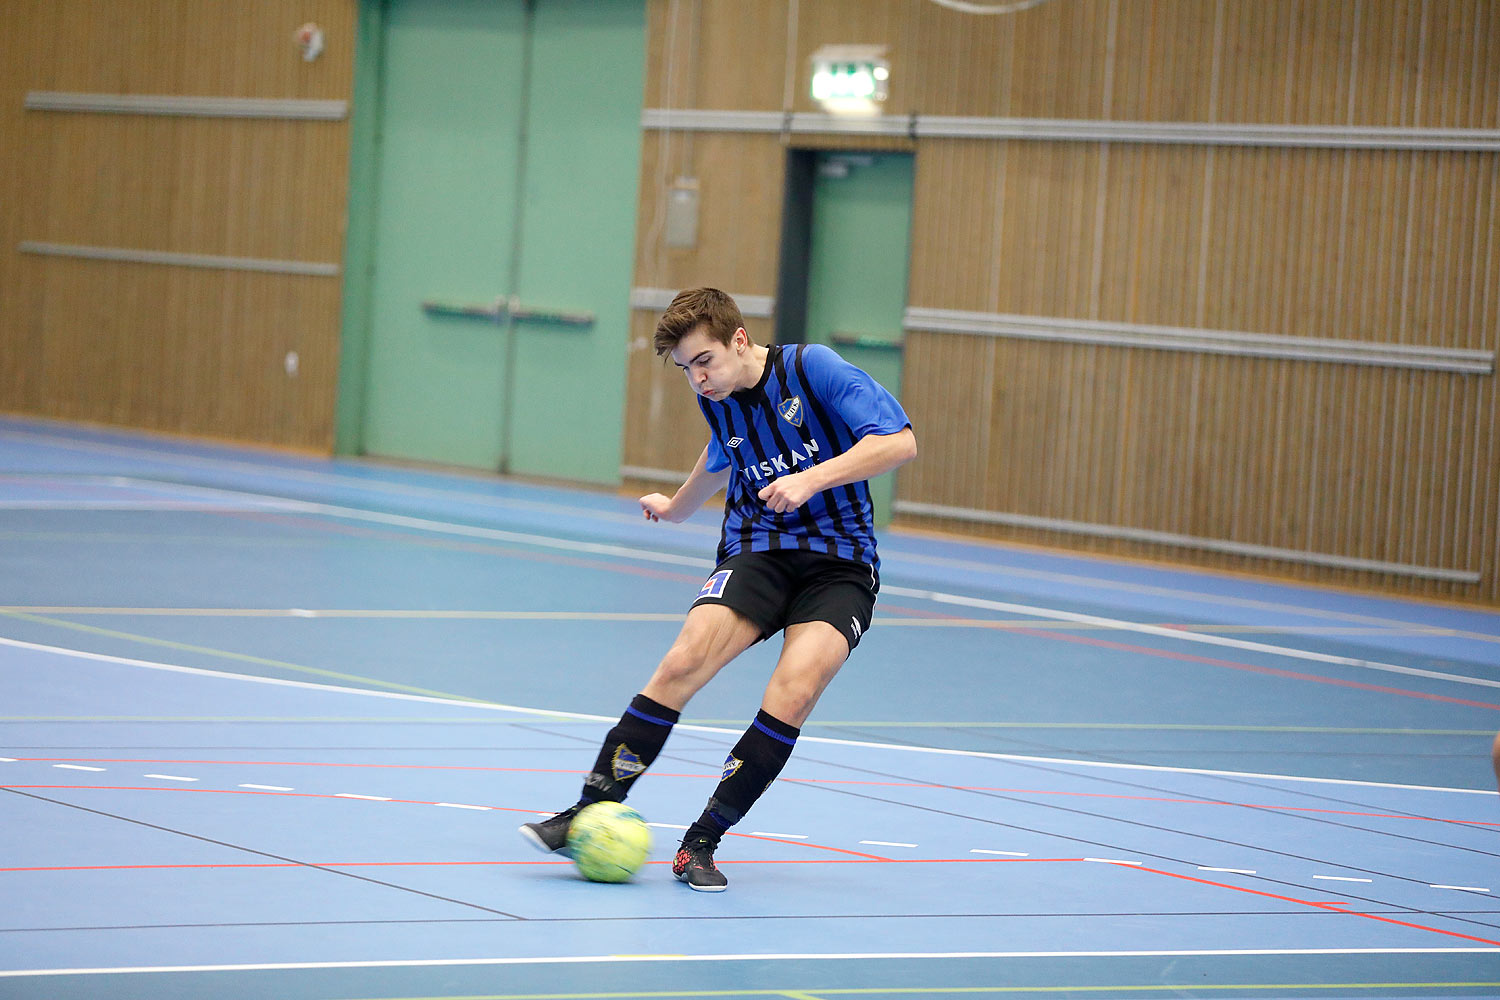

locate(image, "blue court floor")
[[1, 414, 1498, 1000]]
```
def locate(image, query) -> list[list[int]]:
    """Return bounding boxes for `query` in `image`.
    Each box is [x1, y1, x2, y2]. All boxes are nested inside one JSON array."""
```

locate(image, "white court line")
[[1312, 875, 1373, 883], [886, 547, 1500, 640], [7, 432, 1498, 641], [860, 840, 917, 848], [435, 802, 490, 811], [83, 477, 711, 570], [239, 784, 293, 791], [2, 947, 1495, 978], [0, 501, 302, 511], [334, 793, 390, 801], [1431, 884, 1490, 892], [750, 831, 808, 839], [1, 634, 1495, 797], [142, 774, 197, 782], [880, 586, 1500, 692], [1085, 858, 1143, 866], [41, 470, 1500, 694], [971, 849, 1029, 856], [0, 437, 678, 532], [52, 764, 105, 772], [1199, 867, 1257, 874]]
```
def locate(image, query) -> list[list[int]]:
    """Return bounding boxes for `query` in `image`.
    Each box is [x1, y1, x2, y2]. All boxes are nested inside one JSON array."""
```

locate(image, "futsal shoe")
[[519, 803, 583, 854], [672, 836, 728, 891]]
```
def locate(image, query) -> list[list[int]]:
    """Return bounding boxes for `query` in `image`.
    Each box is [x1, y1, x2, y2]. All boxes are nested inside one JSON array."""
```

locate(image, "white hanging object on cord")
[[295, 22, 324, 62]]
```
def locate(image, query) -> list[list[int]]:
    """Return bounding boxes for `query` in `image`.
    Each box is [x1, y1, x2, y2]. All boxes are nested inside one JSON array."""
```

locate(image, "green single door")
[[804, 152, 915, 525], [506, 1, 645, 483], [354, 0, 644, 479], [361, 0, 527, 470]]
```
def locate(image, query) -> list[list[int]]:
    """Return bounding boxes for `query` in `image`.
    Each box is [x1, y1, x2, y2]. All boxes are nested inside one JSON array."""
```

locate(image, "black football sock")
[[579, 693, 680, 804], [684, 709, 800, 844]]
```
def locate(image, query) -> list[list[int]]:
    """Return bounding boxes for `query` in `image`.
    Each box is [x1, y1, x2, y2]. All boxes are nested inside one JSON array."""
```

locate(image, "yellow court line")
[[2, 715, 1486, 735], [0, 716, 531, 723], [0, 610, 490, 705], [790, 722, 1492, 735], [0, 607, 686, 621], [890, 539, 1500, 641], [0, 607, 1481, 639], [340, 984, 1500, 1000], [5, 431, 1495, 643]]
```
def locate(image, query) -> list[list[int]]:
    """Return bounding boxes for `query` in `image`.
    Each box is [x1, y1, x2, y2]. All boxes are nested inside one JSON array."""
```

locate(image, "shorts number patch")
[[697, 569, 733, 600]]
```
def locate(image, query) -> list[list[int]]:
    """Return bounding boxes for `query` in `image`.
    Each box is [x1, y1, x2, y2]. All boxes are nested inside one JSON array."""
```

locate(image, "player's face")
[[670, 325, 748, 401]]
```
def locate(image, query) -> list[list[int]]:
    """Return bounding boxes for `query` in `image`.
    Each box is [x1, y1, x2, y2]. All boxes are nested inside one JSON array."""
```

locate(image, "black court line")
[[7, 908, 1498, 935], [0, 787, 528, 921], [779, 747, 1500, 886], [828, 722, 1500, 843], [496, 721, 1500, 936], [508, 719, 1500, 880], [767, 776, 1500, 939]]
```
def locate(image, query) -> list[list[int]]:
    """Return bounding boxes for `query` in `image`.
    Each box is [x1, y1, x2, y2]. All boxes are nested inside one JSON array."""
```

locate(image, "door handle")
[[421, 296, 594, 327]]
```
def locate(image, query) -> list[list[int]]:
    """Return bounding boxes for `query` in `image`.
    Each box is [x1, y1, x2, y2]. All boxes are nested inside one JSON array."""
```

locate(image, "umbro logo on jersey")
[[726, 436, 744, 448], [777, 395, 804, 428]]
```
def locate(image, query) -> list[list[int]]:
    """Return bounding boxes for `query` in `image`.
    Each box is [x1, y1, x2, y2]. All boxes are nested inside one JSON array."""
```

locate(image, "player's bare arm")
[[641, 444, 732, 522], [757, 427, 916, 514]]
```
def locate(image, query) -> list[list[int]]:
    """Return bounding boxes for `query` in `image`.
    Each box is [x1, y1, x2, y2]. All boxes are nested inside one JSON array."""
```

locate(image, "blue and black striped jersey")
[[697, 343, 910, 569]]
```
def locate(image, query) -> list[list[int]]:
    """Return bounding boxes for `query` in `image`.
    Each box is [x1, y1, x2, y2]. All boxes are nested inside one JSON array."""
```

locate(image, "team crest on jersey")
[[777, 395, 804, 428], [720, 755, 744, 782], [611, 743, 645, 781]]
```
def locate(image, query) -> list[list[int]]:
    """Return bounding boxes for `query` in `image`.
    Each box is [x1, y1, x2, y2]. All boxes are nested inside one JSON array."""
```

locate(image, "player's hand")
[[757, 473, 816, 514], [639, 493, 675, 523]]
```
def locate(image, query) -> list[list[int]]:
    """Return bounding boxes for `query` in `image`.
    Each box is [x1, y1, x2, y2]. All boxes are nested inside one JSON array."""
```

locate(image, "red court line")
[[229, 510, 705, 584], [0, 786, 893, 859], [0, 856, 1084, 874], [14, 759, 606, 773], [786, 777, 1499, 826], [1125, 864, 1500, 948], [1011, 626, 1500, 711], [13, 765, 1496, 827], [0, 785, 540, 814]]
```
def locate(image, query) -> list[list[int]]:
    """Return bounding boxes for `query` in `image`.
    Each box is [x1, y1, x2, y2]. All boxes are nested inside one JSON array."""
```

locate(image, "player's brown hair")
[[653, 287, 747, 358]]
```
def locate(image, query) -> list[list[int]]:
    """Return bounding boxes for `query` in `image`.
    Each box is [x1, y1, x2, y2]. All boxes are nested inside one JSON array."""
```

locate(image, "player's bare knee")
[[763, 678, 820, 727], [650, 642, 698, 687]]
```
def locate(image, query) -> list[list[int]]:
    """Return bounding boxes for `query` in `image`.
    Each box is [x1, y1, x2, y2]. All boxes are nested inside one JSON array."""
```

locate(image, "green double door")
[[356, 0, 643, 481]]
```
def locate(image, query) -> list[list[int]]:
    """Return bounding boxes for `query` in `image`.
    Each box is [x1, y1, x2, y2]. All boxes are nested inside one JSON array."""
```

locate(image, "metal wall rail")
[[642, 108, 1500, 151], [25, 91, 348, 120]]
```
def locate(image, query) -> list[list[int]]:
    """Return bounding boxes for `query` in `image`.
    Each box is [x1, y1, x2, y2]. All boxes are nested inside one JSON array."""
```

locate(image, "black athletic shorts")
[[689, 549, 879, 651]]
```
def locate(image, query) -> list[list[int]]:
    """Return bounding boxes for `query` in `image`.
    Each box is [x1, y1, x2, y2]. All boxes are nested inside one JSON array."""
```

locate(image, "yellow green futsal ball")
[[566, 801, 652, 883]]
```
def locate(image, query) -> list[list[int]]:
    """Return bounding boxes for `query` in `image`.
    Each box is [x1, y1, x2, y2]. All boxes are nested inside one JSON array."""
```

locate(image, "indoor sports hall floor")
[[1, 413, 1497, 1000]]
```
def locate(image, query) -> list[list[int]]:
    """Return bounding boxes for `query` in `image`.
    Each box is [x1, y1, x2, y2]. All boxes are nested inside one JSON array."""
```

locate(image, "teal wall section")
[[337, 0, 645, 484], [334, 0, 384, 456], [803, 152, 915, 527], [359, 0, 526, 470], [509, 0, 645, 482]]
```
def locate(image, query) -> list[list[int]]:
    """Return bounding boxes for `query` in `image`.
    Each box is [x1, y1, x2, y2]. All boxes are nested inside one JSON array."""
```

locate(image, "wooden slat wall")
[[628, 0, 1500, 604], [0, 0, 356, 450], [627, 126, 787, 478]]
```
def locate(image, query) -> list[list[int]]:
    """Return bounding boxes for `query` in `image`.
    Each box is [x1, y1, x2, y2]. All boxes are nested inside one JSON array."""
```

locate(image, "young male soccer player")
[[520, 287, 916, 891]]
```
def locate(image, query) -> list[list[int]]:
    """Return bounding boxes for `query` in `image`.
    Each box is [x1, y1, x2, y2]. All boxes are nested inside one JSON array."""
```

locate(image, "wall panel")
[[632, 0, 1499, 603], [1, 0, 355, 450]]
